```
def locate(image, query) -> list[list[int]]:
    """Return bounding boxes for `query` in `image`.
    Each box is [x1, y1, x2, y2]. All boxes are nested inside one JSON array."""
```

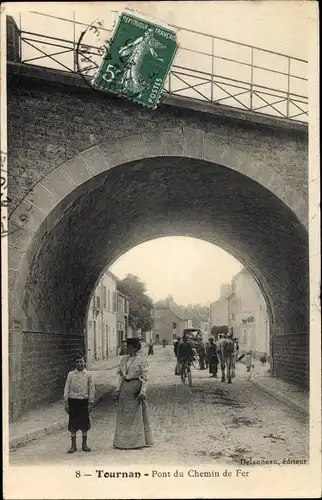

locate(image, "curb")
[[9, 385, 116, 451], [251, 378, 308, 415]]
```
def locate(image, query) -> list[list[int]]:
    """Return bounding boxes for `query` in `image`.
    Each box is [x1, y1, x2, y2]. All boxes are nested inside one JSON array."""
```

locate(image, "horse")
[[216, 337, 235, 383]]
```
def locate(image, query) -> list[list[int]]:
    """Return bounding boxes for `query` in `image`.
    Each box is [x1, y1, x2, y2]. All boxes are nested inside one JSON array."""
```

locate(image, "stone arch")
[[9, 128, 308, 243], [7, 130, 309, 419], [8, 127, 308, 317]]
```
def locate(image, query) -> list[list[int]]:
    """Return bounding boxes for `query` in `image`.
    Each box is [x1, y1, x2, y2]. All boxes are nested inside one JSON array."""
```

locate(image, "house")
[[210, 283, 230, 337], [116, 289, 131, 353], [152, 295, 191, 343], [86, 271, 118, 367], [228, 269, 269, 358], [86, 271, 132, 366]]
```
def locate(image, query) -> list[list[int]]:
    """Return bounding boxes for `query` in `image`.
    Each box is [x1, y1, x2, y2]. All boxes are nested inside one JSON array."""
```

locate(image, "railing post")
[[211, 36, 214, 103], [6, 15, 21, 63], [19, 12, 22, 61], [73, 10, 76, 73], [250, 47, 254, 111], [286, 57, 291, 118]]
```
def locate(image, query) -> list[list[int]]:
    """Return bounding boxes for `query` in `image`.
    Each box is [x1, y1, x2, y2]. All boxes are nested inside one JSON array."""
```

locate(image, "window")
[[118, 296, 124, 313], [103, 286, 107, 309], [107, 290, 111, 311], [105, 325, 109, 358], [94, 321, 98, 360], [96, 296, 101, 309], [112, 292, 117, 312], [172, 321, 177, 329]]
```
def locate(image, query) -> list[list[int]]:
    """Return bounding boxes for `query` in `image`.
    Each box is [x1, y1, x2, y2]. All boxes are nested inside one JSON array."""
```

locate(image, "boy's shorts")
[[68, 398, 91, 432]]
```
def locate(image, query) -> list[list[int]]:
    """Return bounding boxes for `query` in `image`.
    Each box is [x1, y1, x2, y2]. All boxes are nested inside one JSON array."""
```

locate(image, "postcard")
[[2, 1, 320, 498]]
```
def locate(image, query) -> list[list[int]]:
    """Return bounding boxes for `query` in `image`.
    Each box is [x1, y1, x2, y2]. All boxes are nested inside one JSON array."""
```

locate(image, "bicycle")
[[179, 359, 193, 387]]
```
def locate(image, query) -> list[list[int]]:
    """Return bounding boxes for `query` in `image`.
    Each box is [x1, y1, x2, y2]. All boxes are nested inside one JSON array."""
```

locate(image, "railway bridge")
[[5, 15, 309, 420]]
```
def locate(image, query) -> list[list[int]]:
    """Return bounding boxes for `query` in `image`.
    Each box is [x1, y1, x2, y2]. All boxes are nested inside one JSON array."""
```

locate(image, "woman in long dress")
[[206, 337, 218, 378], [113, 338, 154, 449]]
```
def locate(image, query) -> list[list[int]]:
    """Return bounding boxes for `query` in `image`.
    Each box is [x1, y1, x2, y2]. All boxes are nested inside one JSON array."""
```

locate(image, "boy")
[[63, 354, 95, 453]]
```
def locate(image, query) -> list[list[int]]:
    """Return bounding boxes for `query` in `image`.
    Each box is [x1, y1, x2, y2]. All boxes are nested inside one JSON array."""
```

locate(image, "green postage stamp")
[[92, 12, 178, 109]]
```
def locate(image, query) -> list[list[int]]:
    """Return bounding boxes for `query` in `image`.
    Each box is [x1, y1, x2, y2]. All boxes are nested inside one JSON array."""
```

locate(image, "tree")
[[117, 274, 154, 334]]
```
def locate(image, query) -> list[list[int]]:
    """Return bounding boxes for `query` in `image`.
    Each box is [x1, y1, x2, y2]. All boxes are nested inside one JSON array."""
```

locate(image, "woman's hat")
[[126, 338, 141, 348]]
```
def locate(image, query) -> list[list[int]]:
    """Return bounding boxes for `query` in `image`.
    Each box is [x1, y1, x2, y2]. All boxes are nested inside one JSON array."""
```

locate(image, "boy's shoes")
[[68, 437, 77, 453], [82, 436, 91, 452]]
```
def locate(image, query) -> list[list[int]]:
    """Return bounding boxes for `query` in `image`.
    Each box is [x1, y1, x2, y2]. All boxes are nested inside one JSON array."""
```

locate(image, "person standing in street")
[[173, 336, 181, 375], [245, 351, 252, 372], [148, 340, 154, 355], [206, 337, 218, 378], [197, 340, 206, 370], [63, 354, 95, 453], [205, 340, 209, 369], [113, 338, 154, 449]]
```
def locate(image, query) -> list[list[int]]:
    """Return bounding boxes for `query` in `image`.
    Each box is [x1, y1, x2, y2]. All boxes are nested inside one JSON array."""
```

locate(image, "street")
[[10, 346, 308, 466]]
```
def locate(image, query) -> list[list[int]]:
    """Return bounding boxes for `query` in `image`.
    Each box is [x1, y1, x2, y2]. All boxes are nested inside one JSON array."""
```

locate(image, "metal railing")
[[13, 11, 308, 122]]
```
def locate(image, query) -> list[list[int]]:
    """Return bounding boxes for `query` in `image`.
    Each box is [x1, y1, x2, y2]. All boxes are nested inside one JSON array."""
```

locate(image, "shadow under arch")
[[10, 155, 309, 417]]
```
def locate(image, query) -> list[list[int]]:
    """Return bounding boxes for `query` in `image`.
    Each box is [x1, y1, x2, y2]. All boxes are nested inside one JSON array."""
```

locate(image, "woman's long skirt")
[[113, 379, 154, 449], [209, 358, 218, 376]]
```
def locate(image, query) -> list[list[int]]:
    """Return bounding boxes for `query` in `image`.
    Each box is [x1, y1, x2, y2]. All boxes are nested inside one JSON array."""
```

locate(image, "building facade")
[[116, 290, 131, 352], [152, 296, 191, 343], [210, 282, 230, 333], [86, 271, 118, 367], [86, 271, 132, 366], [228, 269, 269, 358]]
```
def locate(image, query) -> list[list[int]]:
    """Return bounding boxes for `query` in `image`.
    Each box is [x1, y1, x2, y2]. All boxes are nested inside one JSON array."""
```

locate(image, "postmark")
[[76, 19, 111, 89], [76, 11, 178, 109]]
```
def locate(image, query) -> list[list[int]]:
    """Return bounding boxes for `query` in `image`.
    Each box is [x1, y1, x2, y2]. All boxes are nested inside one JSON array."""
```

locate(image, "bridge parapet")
[[6, 11, 308, 122]]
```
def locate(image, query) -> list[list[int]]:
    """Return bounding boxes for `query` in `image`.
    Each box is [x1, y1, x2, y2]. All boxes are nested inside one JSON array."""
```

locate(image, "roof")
[[154, 300, 167, 309], [105, 270, 120, 283], [153, 298, 188, 320], [117, 289, 129, 301]]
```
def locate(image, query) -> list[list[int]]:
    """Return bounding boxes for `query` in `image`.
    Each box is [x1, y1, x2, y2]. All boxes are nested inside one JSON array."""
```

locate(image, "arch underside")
[[10, 156, 309, 415]]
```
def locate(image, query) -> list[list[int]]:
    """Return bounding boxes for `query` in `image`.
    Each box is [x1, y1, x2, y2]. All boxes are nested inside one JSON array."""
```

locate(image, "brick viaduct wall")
[[7, 64, 309, 420]]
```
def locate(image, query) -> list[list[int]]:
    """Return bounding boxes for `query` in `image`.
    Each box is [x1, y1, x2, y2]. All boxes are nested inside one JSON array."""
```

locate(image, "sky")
[[7, 1, 312, 60], [7, 1, 313, 108], [109, 237, 242, 305]]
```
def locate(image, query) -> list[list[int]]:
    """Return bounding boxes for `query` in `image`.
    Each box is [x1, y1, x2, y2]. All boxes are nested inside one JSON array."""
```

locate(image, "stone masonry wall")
[[273, 334, 309, 390], [7, 68, 308, 216], [19, 332, 84, 413], [6, 65, 309, 419]]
